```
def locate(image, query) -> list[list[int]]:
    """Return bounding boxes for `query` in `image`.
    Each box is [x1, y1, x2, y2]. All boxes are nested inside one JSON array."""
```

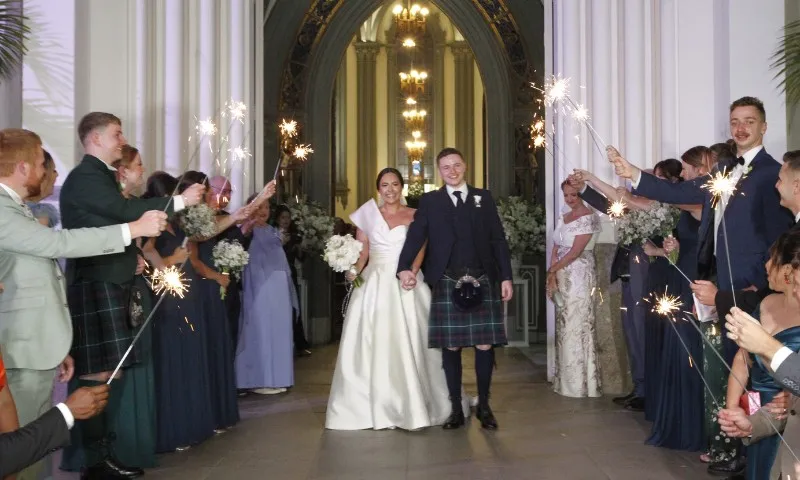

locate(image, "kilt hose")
[[68, 280, 140, 376], [429, 274, 507, 348]]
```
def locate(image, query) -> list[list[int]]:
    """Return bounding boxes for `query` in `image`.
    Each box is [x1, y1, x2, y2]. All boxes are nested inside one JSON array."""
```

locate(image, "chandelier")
[[392, 4, 429, 37], [406, 131, 427, 163], [399, 69, 427, 95], [402, 108, 427, 131]]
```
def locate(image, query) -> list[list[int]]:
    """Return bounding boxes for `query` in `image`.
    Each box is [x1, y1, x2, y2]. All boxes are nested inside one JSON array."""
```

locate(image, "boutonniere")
[[473, 195, 482, 208]]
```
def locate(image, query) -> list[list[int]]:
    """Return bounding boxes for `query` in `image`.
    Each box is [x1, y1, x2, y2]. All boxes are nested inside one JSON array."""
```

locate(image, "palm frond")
[[772, 20, 800, 105], [0, 0, 29, 80]]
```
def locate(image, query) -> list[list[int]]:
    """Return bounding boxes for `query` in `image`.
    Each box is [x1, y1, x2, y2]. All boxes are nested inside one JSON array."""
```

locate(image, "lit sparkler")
[[293, 144, 314, 161], [703, 169, 737, 207], [607, 200, 626, 219], [653, 291, 681, 317], [226, 100, 247, 123], [572, 103, 589, 123], [229, 145, 252, 163], [532, 134, 546, 149], [543, 76, 570, 107], [279, 119, 298, 138], [196, 118, 217, 136], [150, 266, 190, 298]]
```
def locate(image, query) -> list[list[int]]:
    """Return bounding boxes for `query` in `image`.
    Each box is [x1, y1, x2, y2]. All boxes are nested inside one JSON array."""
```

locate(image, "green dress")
[[702, 321, 737, 463], [60, 274, 158, 470]]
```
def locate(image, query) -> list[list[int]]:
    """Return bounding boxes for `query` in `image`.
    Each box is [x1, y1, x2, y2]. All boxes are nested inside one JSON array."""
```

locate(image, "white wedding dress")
[[325, 200, 468, 430]]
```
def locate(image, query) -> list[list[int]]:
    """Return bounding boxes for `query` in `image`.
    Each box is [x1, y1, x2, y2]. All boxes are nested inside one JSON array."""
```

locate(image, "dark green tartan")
[[67, 280, 139, 376], [429, 275, 506, 348]]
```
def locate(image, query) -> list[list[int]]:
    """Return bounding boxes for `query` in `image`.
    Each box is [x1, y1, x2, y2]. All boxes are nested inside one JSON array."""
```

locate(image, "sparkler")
[[702, 168, 739, 306], [150, 266, 190, 298], [607, 200, 626, 219], [279, 119, 298, 138], [652, 291, 681, 317], [293, 144, 314, 161]]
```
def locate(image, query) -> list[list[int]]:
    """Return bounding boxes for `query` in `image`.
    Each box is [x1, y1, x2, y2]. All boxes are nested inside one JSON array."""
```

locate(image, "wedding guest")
[[273, 204, 311, 356], [236, 197, 297, 394], [143, 172, 215, 452], [26, 149, 59, 228], [547, 180, 601, 398], [724, 231, 800, 479]]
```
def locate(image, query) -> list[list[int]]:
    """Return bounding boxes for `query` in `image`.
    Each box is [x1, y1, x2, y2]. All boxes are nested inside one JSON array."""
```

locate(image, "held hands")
[[606, 146, 637, 179], [181, 183, 205, 207], [129, 211, 168, 239], [690, 280, 718, 307], [65, 384, 110, 420], [398, 270, 417, 290]]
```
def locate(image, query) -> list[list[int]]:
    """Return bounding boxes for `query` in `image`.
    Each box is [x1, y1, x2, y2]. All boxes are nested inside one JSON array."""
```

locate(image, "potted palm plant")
[[773, 20, 800, 105], [0, 1, 29, 81]]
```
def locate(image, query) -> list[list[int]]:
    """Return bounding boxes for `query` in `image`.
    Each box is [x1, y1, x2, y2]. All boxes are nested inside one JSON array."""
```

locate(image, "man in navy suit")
[[610, 96, 793, 477], [397, 148, 513, 430]]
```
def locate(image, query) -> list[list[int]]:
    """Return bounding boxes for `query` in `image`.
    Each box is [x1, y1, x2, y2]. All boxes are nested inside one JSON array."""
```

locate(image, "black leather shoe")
[[707, 456, 746, 477], [83, 456, 144, 479], [612, 391, 636, 406], [442, 411, 466, 429], [475, 405, 498, 430], [624, 397, 645, 412]]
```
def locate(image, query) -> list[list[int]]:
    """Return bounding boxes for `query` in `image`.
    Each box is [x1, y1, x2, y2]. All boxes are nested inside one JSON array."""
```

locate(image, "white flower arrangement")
[[180, 203, 217, 239], [615, 201, 681, 246], [212, 239, 250, 299], [496, 196, 546, 257], [322, 234, 364, 287], [286, 198, 335, 255]]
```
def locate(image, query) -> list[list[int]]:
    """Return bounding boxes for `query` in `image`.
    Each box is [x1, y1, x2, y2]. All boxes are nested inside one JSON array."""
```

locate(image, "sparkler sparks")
[[229, 145, 252, 163], [196, 118, 217, 136], [279, 119, 298, 138], [150, 266, 190, 298], [543, 76, 570, 107], [653, 292, 682, 317], [532, 134, 546, 149], [607, 200, 626, 219], [703, 169, 737, 205], [572, 104, 589, 123], [226, 100, 247, 122], [293, 144, 314, 160]]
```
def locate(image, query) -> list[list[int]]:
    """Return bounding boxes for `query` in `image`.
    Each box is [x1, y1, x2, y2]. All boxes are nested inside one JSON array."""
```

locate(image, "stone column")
[[386, 45, 397, 168], [355, 41, 380, 205], [451, 41, 474, 184]]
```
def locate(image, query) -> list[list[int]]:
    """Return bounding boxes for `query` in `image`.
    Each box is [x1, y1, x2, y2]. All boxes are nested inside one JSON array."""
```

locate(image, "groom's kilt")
[[67, 280, 139, 376], [429, 275, 507, 348]]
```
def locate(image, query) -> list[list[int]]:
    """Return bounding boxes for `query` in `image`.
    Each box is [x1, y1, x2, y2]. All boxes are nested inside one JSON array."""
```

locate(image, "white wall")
[[21, 0, 258, 208], [544, 0, 788, 379]]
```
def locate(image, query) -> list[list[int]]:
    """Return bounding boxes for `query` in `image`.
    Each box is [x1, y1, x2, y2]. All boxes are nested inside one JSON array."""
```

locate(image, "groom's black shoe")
[[612, 391, 636, 406], [475, 405, 498, 430], [442, 411, 466, 430], [81, 456, 144, 479]]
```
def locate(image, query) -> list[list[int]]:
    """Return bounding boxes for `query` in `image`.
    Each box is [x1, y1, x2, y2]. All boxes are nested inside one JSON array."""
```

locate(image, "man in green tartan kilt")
[[398, 148, 513, 430], [59, 113, 205, 478]]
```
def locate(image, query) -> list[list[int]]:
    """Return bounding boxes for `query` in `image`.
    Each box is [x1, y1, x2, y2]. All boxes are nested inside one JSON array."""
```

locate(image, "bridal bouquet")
[[212, 239, 249, 299], [323, 234, 364, 287], [616, 201, 681, 248], [497, 196, 546, 257], [180, 203, 217, 239], [286, 198, 335, 255]]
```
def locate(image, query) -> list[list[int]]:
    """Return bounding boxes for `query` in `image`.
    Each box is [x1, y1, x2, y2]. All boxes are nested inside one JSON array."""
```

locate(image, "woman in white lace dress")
[[546, 180, 602, 398]]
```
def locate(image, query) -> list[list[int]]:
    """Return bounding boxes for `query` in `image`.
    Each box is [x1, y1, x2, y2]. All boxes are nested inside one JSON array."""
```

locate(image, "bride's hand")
[[545, 272, 557, 298], [345, 270, 357, 282]]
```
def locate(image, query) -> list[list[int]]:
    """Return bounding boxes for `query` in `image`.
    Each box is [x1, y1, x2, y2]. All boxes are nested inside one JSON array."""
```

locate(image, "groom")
[[397, 147, 513, 430]]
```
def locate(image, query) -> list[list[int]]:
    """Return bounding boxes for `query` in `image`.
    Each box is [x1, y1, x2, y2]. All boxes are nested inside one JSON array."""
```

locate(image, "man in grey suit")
[[0, 128, 166, 479]]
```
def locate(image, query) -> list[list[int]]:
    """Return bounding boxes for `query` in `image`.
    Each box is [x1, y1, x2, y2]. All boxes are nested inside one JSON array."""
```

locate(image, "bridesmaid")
[[236, 198, 297, 394], [142, 172, 215, 452], [646, 147, 710, 451]]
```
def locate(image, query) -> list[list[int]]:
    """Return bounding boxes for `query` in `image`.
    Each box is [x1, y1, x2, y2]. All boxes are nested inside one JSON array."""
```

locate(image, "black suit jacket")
[[0, 407, 69, 477], [714, 220, 800, 318], [397, 185, 512, 285], [578, 185, 629, 283], [60, 155, 178, 285]]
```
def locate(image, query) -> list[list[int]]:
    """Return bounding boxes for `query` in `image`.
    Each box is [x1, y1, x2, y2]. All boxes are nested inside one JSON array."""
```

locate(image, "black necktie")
[[453, 190, 465, 208]]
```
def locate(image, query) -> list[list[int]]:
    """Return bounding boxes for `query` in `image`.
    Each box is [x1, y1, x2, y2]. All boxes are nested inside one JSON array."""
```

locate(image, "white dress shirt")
[[54, 403, 75, 429], [445, 183, 469, 207], [0, 182, 132, 246]]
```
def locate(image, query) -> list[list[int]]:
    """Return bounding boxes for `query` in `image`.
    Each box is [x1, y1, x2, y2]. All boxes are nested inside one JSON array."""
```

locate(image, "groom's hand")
[[398, 270, 417, 290], [501, 280, 513, 302]]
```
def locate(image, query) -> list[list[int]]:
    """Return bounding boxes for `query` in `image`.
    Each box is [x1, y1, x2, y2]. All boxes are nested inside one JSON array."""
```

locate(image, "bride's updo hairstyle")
[[375, 167, 404, 189]]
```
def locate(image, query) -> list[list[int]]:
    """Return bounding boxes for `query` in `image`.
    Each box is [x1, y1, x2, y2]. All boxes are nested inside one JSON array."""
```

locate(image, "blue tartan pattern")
[[67, 280, 140, 376], [428, 275, 506, 348]]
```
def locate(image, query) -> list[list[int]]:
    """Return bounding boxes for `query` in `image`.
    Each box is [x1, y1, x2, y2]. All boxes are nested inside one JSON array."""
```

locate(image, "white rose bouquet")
[[286, 198, 335, 255], [180, 203, 217, 239], [616, 201, 681, 258], [322, 234, 364, 287], [212, 239, 250, 299], [497, 196, 546, 257]]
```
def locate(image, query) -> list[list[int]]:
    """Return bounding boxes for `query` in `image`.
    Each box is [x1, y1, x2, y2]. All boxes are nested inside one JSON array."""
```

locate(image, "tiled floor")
[[54, 345, 710, 479]]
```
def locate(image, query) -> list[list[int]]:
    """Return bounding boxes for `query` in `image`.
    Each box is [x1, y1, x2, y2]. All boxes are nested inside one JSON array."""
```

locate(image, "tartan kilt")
[[429, 274, 507, 348], [67, 280, 139, 376]]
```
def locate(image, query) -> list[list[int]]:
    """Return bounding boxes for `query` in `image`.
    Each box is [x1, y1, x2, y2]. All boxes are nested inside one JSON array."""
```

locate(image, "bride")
[[326, 167, 468, 430]]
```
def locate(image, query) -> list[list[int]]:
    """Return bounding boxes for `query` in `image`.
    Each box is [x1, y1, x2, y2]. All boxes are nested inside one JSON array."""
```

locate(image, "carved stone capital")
[[450, 41, 473, 61], [354, 41, 381, 62]]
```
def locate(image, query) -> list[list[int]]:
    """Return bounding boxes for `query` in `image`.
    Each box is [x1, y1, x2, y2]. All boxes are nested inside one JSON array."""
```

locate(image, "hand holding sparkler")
[[717, 407, 754, 438], [128, 210, 168, 239], [248, 180, 277, 208], [725, 307, 785, 362], [606, 146, 639, 180], [180, 183, 206, 208], [566, 171, 585, 191], [690, 280, 718, 307]]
